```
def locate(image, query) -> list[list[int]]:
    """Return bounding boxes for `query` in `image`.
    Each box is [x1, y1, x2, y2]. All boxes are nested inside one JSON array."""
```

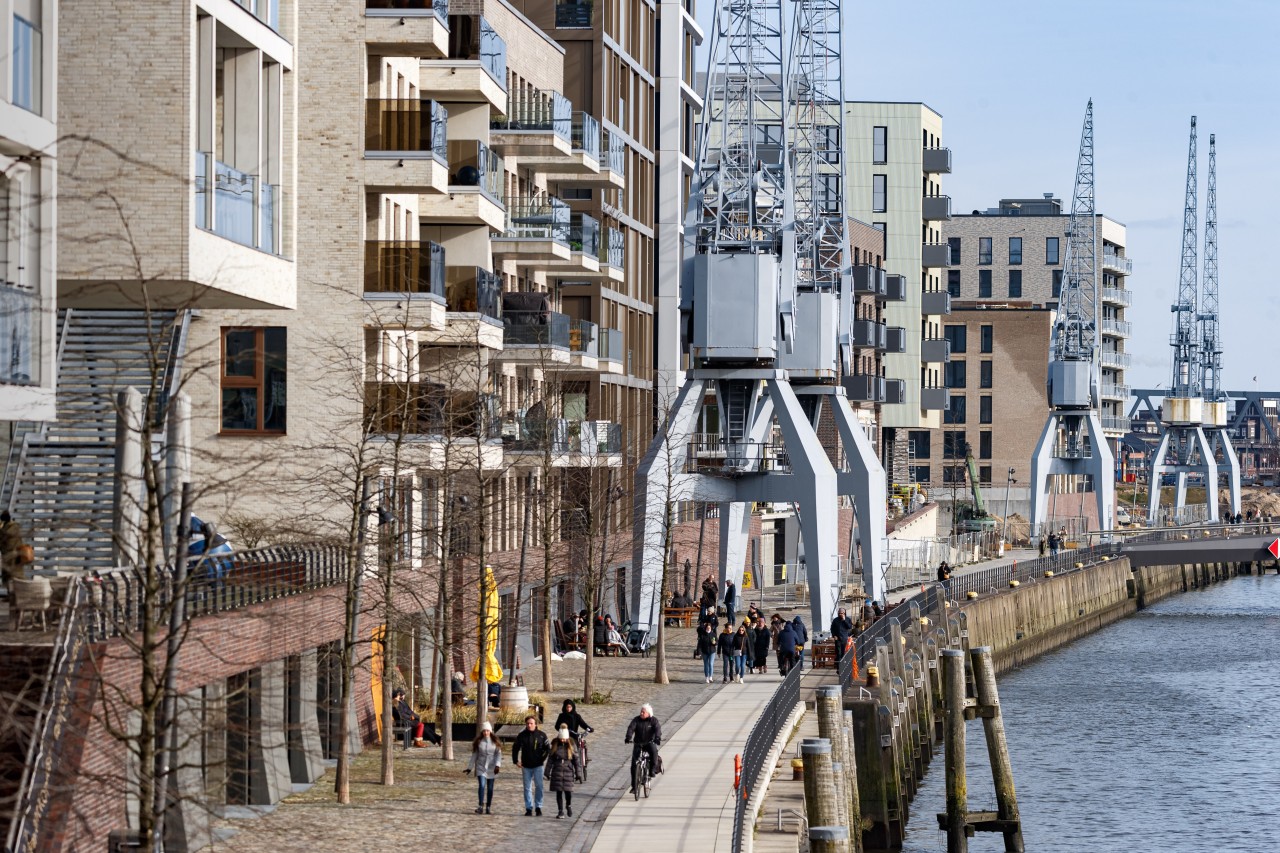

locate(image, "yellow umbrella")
[[472, 565, 504, 684]]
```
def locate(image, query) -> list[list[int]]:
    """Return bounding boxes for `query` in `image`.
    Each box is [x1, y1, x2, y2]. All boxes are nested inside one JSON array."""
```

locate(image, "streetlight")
[[1001, 467, 1016, 549]]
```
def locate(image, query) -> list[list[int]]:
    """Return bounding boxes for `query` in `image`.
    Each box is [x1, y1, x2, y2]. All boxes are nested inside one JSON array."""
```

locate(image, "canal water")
[[902, 575, 1280, 852]]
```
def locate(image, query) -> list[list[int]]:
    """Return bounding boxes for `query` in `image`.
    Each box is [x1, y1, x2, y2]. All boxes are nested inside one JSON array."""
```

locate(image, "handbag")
[[16, 544, 34, 565]]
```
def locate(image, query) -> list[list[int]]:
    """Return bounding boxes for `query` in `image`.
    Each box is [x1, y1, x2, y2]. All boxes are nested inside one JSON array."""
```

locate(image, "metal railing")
[[492, 89, 571, 141], [1100, 350, 1132, 368], [1100, 383, 1130, 400], [503, 195, 570, 243], [1101, 415, 1132, 432], [570, 112, 601, 161], [603, 226, 625, 269], [684, 437, 791, 475], [570, 318, 598, 357], [365, 98, 447, 159], [732, 662, 802, 853], [503, 417, 621, 454], [1102, 251, 1133, 275], [504, 310, 571, 348], [195, 153, 284, 256], [445, 266, 503, 320], [367, 0, 447, 22], [1100, 286, 1133, 306], [1101, 318, 1132, 337], [448, 15, 507, 86]]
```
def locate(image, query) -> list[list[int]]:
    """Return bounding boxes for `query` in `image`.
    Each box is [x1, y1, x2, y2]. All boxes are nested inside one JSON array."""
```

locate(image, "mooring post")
[[848, 699, 888, 850], [809, 826, 850, 853], [818, 685, 862, 852], [803, 739, 845, 851], [970, 646, 1024, 852], [941, 648, 969, 853]]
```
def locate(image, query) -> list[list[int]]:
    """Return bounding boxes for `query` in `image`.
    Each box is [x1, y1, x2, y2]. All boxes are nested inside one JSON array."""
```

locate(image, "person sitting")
[[392, 687, 440, 749], [593, 616, 611, 655], [487, 681, 501, 709], [451, 671, 474, 706], [604, 616, 629, 656]]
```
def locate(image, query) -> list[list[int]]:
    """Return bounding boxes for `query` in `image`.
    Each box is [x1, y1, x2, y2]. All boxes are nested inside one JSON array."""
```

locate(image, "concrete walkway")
[[590, 671, 783, 852]]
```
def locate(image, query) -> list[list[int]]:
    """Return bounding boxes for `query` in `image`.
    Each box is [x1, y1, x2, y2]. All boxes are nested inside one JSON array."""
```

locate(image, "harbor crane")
[[630, 0, 886, 632], [1147, 117, 1220, 524], [1030, 101, 1115, 536]]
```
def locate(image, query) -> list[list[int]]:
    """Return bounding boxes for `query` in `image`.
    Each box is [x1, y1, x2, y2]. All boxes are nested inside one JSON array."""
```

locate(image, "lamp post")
[[1002, 467, 1016, 548]]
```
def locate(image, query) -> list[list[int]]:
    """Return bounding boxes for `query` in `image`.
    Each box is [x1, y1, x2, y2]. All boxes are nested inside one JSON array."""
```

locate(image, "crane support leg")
[[1030, 411, 1114, 536], [818, 388, 888, 603], [1148, 425, 1219, 525], [717, 501, 751, 600], [1146, 430, 1173, 524], [1211, 429, 1242, 516]]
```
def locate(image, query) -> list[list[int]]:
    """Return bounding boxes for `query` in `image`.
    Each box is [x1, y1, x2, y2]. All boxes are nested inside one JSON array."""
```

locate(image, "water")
[[903, 575, 1280, 852]]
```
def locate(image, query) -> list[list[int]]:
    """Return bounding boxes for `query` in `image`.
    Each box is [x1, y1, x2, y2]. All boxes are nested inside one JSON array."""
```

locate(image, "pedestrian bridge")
[[1104, 521, 1280, 568]]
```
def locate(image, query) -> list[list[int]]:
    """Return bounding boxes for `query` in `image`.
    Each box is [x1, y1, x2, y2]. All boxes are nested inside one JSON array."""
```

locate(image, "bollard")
[[941, 649, 969, 853], [970, 647, 1024, 853], [810, 826, 850, 853], [848, 699, 889, 849], [802, 739, 839, 838], [818, 686, 861, 852]]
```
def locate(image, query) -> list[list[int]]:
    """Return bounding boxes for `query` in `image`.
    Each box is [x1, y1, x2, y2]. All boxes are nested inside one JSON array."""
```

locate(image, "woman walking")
[[697, 623, 717, 683], [753, 617, 771, 674], [464, 721, 501, 814], [545, 726, 581, 818], [733, 624, 749, 683], [717, 623, 735, 683]]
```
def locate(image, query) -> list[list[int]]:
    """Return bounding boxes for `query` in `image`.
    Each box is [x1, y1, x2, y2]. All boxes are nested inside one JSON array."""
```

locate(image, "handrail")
[[154, 310, 191, 430], [732, 662, 802, 853]]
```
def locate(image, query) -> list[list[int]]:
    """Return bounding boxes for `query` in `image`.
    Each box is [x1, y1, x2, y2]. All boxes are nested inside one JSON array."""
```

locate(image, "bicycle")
[[631, 750, 653, 800], [575, 732, 590, 781]]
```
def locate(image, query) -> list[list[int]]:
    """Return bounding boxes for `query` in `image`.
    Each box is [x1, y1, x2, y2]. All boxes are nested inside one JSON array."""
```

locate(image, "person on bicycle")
[[624, 703, 662, 792], [554, 699, 593, 738]]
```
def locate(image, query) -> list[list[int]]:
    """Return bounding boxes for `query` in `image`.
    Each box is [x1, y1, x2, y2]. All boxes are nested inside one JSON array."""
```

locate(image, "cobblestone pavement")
[[211, 626, 721, 851]]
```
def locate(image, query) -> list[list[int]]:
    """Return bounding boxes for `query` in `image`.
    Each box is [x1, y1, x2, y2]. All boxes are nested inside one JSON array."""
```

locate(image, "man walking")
[[830, 608, 854, 662], [512, 715, 550, 816], [724, 579, 737, 627]]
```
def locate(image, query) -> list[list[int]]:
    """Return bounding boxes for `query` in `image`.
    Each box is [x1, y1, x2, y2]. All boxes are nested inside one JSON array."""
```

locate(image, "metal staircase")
[[2, 309, 188, 571]]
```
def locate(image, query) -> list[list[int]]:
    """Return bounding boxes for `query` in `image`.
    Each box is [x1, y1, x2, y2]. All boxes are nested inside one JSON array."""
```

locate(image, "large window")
[[943, 431, 966, 459], [1046, 236, 1060, 265], [948, 237, 961, 265], [943, 324, 967, 354], [947, 270, 961, 297], [945, 361, 967, 389], [979, 431, 992, 459], [978, 269, 992, 298], [945, 394, 966, 425], [221, 327, 288, 434], [908, 430, 931, 460], [1052, 269, 1063, 298], [978, 237, 992, 265], [980, 324, 993, 353], [980, 360, 993, 388], [872, 126, 887, 164], [980, 395, 993, 424], [1008, 237, 1022, 265], [872, 174, 887, 213], [12, 13, 42, 113], [1008, 269, 1023, 298]]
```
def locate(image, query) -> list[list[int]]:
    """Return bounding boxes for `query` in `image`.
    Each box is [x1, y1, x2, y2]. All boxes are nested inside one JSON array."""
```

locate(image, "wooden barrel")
[[499, 684, 529, 714]]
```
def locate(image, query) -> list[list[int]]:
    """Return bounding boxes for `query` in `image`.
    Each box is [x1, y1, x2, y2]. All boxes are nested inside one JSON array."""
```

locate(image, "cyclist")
[[624, 703, 662, 793]]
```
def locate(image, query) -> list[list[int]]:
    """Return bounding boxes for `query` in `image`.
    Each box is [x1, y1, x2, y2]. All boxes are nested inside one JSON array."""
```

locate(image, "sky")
[[695, 0, 1280, 395]]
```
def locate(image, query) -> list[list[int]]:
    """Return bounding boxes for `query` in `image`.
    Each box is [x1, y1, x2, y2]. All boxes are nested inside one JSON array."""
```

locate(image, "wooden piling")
[[809, 826, 850, 853], [941, 648, 968, 853], [970, 646, 1024, 852], [818, 685, 862, 852], [849, 699, 890, 850], [803, 739, 839, 833]]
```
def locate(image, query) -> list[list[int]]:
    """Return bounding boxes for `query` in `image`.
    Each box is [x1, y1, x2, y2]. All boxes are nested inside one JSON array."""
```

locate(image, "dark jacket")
[[937, 564, 951, 582], [593, 621, 609, 646], [724, 583, 736, 607], [392, 698, 419, 727], [544, 740, 580, 792], [716, 631, 735, 656], [512, 728, 550, 768], [698, 606, 718, 631], [830, 615, 854, 644], [777, 624, 798, 655], [792, 617, 808, 645], [696, 629, 717, 658], [626, 715, 662, 747], [753, 626, 772, 660], [554, 706, 592, 736]]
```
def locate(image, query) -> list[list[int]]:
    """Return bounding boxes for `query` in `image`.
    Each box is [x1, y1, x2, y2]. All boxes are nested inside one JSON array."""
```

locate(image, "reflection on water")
[[902, 576, 1280, 852]]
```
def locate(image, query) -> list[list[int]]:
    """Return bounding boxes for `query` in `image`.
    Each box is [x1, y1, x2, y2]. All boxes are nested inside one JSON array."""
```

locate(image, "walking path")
[[590, 671, 782, 852]]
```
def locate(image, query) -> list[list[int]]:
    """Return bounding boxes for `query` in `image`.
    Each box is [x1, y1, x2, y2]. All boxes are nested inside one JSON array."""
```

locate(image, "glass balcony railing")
[[504, 417, 621, 453], [365, 382, 500, 439], [364, 240, 446, 297], [232, 0, 280, 30], [448, 15, 507, 89], [12, 15, 41, 114], [365, 99, 448, 159], [503, 195, 570, 243], [603, 128, 625, 175], [366, 0, 448, 23], [446, 266, 502, 321], [1100, 351, 1132, 369], [447, 140, 504, 198], [492, 89, 571, 142], [569, 213, 601, 257], [599, 327, 623, 362], [555, 0, 593, 28], [570, 319, 598, 357], [603, 226, 624, 269], [195, 153, 284, 256], [504, 310, 571, 348], [0, 283, 39, 385], [570, 112, 601, 161]]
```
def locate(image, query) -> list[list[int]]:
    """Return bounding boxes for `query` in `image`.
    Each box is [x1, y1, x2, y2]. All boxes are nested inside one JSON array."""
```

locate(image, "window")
[[817, 174, 840, 214], [978, 237, 992, 265], [910, 465, 930, 484], [980, 395, 993, 424], [980, 360, 993, 388], [943, 431, 966, 459], [980, 324, 993, 353], [978, 269, 992, 298], [908, 430, 931, 460], [942, 465, 967, 484], [1046, 236, 1060, 265], [872, 222, 886, 234], [947, 270, 961, 298], [872, 126, 887, 164], [820, 126, 841, 164], [1008, 269, 1022, 298], [948, 237, 962, 265], [943, 324, 967, 354], [1008, 237, 1022, 265], [979, 465, 992, 485], [945, 395, 966, 425], [12, 14, 42, 113], [979, 431, 992, 459], [945, 361, 967, 389], [1052, 269, 1063, 298], [221, 327, 287, 434], [872, 175, 887, 213]]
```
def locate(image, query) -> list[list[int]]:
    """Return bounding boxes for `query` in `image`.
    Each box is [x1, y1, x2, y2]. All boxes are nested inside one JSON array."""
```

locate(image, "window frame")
[[979, 431, 992, 459], [1008, 269, 1022, 298], [978, 237, 992, 265], [872, 126, 888, 164], [980, 324, 993, 353], [1008, 236, 1022, 265], [947, 236, 961, 265], [943, 324, 967, 354], [979, 360, 993, 388], [945, 394, 966, 425], [947, 269, 961, 298], [871, 174, 887, 213], [1052, 269, 1063, 298], [1046, 236, 1060, 265], [979, 395, 993, 424], [220, 326, 288, 436], [978, 269, 992, 298]]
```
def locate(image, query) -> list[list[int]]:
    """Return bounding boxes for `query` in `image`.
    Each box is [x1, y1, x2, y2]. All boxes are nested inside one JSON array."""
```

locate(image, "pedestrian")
[[776, 619, 798, 676], [512, 714, 550, 817], [699, 602, 718, 633], [464, 721, 501, 815], [936, 560, 952, 589], [392, 687, 439, 749], [746, 602, 762, 624], [753, 617, 771, 673], [872, 600, 883, 620], [830, 608, 853, 662], [545, 726, 581, 818], [1048, 531, 1060, 558], [733, 624, 748, 682], [791, 615, 809, 669], [724, 579, 737, 626], [700, 575, 718, 609], [697, 623, 717, 683], [717, 623, 735, 683], [0, 510, 27, 585], [1038, 535, 1047, 558], [860, 599, 875, 629]]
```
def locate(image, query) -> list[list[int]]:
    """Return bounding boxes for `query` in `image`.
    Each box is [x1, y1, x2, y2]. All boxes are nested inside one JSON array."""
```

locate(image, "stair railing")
[[0, 310, 75, 509], [153, 310, 191, 431]]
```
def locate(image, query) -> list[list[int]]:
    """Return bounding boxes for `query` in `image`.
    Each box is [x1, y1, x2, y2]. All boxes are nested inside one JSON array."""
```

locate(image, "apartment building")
[[1, 0, 57, 423], [844, 102, 953, 481]]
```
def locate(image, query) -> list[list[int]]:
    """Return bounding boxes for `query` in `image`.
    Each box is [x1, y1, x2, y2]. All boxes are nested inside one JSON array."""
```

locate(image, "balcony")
[[1100, 350, 1132, 369], [885, 379, 906, 405], [884, 274, 907, 302], [1101, 415, 1132, 433], [598, 327, 624, 375], [921, 337, 951, 363], [492, 195, 573, 265], [843, 374, 885, 404], [421, 140, 504, 230], [542, 112, 608, 180], [555, 0, 593, 28], [921, 195, 952, 221], [1101, 318, 1132, 337], [490, 89, 573, 160], [922, 147, 952, 174], [421, 16, 507, 111], [1102, 251, 1133, 275], [195, 153, 284, 256], [445, 266, 502, 322], [885, 326, 907, 353], [921, 290, 952, 315], [1101, 383, 1131, 401], [500, 304, 572, 366], [851, 319, 887, 350], [569, 318, 599, 369], [921, 386, 950, 411], [365, 382, 502, 441], [504, 417, 623, 462], [364, 239, 445, 300], [603, 129, 626, 179], [366, 0, 449, 59], [921, 242, 953, 268], [852, 264, 886, 297], [364, 99, 448, 193], [1101, 286, 1133, 306], [558, 212, 603, 274]]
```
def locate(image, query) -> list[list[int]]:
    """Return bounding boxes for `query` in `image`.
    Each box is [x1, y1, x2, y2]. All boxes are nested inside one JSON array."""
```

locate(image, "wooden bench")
[[554, 621, 586, 654], [663, 607, 698, 627], [593, 641, 624, 657], [810, 640, 837, 670]]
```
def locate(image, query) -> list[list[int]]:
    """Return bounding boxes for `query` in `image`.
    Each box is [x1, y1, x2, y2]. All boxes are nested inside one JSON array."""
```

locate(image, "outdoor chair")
[[11, 577, 52, 631]]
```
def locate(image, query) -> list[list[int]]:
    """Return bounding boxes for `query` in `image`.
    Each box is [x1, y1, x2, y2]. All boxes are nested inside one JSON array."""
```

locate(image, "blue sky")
[[695, 0, 1280, 393]]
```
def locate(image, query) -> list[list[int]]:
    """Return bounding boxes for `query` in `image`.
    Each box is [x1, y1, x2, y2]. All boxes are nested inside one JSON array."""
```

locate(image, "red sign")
[[1268, 538, 1280, 560]]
